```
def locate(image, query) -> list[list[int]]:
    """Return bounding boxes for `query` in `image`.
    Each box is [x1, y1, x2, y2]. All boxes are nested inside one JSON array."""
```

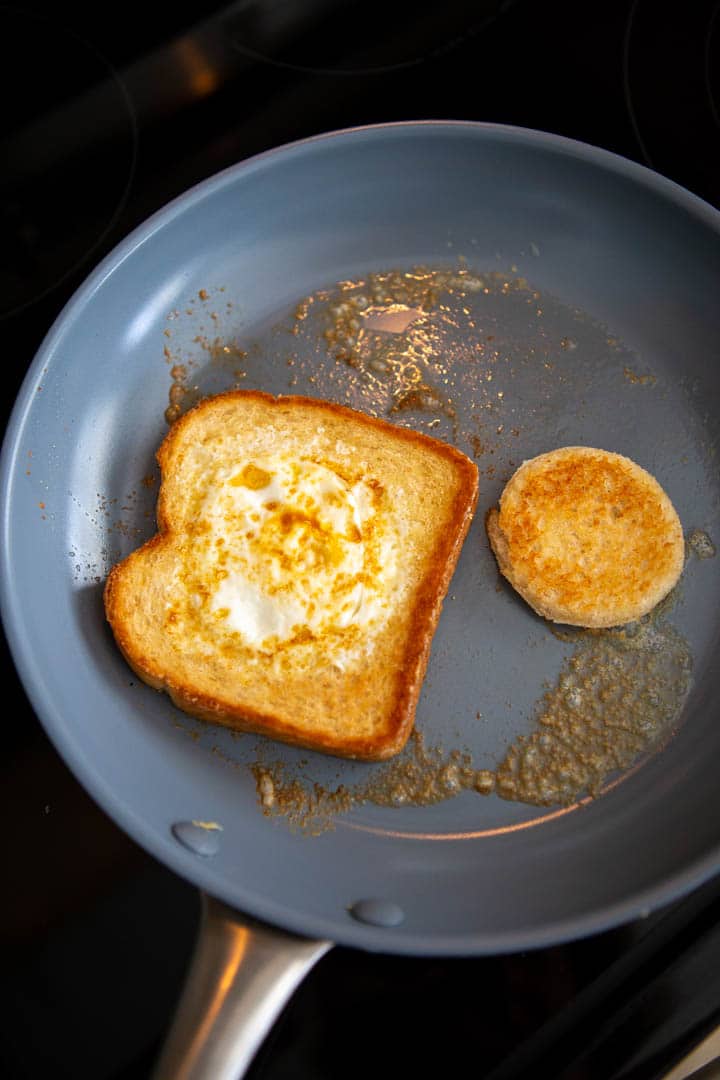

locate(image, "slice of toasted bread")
[[104, 391, 478, 760], [486, 446, 684, 628]]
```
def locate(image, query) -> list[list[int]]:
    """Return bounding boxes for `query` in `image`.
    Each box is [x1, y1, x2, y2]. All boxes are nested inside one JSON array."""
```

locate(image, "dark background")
[[2, 2, 720, 1077]]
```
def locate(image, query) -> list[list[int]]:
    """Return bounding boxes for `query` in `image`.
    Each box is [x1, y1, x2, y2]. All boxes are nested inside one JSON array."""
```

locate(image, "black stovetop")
[[2, 2, 720, 1078]]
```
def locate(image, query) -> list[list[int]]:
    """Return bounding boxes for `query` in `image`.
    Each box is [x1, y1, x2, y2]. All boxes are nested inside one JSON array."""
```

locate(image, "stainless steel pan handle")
[[152, 893, 332, 1080], [659, 1024, 720, 1080]]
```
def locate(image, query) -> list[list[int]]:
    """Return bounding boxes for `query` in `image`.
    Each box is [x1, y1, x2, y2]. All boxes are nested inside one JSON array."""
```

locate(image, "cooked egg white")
[[186, 454, 400, 665]]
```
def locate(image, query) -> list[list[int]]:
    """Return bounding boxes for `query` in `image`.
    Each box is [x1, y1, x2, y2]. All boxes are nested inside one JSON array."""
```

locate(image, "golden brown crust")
[[155, 388, 478, 483], [104, 390, 478, 760], [486, 446, 684, 628]]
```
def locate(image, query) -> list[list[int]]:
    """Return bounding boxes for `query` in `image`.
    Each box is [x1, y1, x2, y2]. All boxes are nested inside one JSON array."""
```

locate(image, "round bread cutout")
[[486, 447, 685, 628]]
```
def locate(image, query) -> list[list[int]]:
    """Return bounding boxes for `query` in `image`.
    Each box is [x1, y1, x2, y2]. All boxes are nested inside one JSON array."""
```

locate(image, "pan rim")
[[2, 119, 720, 955]]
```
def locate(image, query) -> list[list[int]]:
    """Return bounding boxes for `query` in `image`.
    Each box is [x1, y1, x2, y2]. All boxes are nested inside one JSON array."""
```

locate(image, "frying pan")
[[2, 122, 720, 1078]]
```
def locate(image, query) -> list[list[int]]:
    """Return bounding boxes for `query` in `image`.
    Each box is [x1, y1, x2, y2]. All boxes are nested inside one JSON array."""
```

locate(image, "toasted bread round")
[[486, 447, 684, 628]]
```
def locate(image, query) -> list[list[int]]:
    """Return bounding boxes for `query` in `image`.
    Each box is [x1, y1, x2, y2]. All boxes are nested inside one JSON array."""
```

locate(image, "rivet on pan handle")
[[152, 893, 332, 1080]]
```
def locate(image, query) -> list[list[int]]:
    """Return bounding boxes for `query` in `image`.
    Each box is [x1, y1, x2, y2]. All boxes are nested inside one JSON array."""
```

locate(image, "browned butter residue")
[[291, 265, 524, 443], [688, 529, 716, 560], [251, 605, 692, 831], [165, 364, 188, 425], [623, 366, 656, 386], [251, 732, 496, 835], [496, 616, 692, 807], [390, 383, 456, 419]]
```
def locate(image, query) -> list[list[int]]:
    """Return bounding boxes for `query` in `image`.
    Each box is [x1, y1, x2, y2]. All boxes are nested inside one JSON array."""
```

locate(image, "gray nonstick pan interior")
[[2, 122, 720, 958]]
